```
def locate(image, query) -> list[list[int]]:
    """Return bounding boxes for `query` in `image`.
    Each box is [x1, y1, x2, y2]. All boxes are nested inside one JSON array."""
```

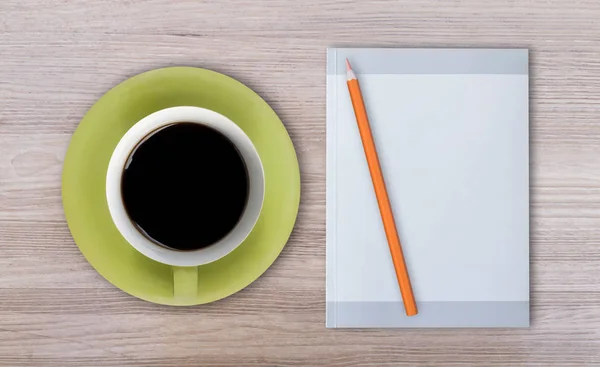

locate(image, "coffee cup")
[[106, 106, 264, 300]]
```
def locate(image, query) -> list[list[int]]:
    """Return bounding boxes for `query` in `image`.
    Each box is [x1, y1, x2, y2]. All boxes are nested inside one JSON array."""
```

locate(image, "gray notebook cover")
[[326, 48, 529, 328]]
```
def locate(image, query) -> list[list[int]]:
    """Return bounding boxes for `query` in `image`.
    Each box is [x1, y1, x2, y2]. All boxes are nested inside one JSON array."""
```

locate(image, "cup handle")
[[172, 266, 198, 302]]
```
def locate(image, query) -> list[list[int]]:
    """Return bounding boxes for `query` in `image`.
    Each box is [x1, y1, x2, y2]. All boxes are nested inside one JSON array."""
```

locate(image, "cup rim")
[[106, 106, 265, 267]]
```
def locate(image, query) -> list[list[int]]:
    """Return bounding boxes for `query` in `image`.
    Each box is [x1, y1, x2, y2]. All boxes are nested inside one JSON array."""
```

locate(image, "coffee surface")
[[121, 123, 249, 251]]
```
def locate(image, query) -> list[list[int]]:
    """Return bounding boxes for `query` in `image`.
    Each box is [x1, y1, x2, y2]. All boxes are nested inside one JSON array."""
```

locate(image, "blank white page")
[[326, 48, 529, 328]]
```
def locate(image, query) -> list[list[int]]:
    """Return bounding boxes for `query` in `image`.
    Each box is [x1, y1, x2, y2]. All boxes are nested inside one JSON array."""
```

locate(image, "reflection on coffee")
[[121, 123, 249, 251]]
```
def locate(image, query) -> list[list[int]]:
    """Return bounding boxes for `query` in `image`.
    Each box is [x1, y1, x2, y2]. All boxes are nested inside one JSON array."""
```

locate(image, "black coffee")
[[121, 123, 249, 251]]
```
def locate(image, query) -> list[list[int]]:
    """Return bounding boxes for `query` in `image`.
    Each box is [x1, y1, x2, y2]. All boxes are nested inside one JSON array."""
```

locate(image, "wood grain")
[[2, 0, 600, 365]]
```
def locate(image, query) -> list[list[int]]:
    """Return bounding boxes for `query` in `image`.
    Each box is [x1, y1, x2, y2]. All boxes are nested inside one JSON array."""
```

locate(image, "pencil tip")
[[346, 58, 352, 71]]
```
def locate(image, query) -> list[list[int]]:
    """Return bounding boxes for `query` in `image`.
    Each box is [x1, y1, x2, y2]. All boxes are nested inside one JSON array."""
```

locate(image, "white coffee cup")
[[106, 107, 264, 300]]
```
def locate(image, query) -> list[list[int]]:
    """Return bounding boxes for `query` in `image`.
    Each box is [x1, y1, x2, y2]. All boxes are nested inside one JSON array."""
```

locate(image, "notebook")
[[326, 48, 529, 328]]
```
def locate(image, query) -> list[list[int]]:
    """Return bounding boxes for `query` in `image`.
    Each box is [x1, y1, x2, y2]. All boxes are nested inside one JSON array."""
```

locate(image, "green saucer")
[[62, 67, 300, 305]]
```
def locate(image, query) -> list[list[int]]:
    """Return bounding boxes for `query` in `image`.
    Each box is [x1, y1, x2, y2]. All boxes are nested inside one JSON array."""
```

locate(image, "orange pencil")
[[345, 59, 418, 317]]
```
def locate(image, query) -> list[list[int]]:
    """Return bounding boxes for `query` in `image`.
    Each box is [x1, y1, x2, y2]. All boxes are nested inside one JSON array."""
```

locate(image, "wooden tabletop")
[[1, 0, 600, 365]]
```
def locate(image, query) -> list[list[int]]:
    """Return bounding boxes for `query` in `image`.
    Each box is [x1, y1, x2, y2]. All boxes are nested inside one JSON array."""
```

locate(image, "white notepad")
[[326, 48, 529, 328]]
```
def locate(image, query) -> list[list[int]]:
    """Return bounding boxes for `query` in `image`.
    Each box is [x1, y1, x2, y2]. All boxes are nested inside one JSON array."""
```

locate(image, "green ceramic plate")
[[62, 67, 300, 305]]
